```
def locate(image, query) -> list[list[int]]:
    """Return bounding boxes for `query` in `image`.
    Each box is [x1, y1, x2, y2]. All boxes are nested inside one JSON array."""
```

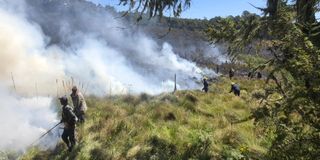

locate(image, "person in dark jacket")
[[59, 96, 77, 152], [248, 71, 254, 79], [257, 71, 262, 79], [202, 78, 209, 93], [230, 82, 240, 96]]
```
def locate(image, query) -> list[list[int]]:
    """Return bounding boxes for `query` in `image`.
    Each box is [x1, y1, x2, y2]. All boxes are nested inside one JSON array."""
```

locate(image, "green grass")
[[21, 77, 272, 160]]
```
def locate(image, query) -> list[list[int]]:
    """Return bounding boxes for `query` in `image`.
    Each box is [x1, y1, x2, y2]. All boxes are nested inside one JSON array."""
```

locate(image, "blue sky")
[[89, 0, 319, 19], [180, 0, 266, 19]]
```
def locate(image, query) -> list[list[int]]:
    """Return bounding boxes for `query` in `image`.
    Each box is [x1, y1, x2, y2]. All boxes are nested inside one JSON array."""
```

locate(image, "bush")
[[180, 100, 196, 112], [122, 95, 140, 106], [90, 148, 111, 160], [221, 147, 245, 160], [222, 129, 244, 148], [136, 136, 178, 160], [160, 94, 178, 103], [110, 121, 127, 137], [251, 89, 265, 99], [164, 112, 176, 121], [140, 93, 151, 102], [182, 136, 212, 159], [185, 93, 198, 103], [224, 112, 240, 122]]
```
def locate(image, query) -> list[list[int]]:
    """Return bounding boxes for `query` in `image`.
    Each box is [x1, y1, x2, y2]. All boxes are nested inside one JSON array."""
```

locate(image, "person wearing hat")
[[230, 82, 240, 96], [202, 77, 209, 93], [70, 86, 87, 123], [59, 96, 77, 152]]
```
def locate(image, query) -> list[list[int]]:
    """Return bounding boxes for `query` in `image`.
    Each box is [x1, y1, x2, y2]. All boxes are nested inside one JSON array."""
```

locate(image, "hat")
[[59, 96, 68, 104], [72, 86, 78, 91], [231, 82, 235, 85]]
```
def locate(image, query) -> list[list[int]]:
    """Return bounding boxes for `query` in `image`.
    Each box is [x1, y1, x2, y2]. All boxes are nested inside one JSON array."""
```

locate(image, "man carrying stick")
[[59, 96, 77, 152]]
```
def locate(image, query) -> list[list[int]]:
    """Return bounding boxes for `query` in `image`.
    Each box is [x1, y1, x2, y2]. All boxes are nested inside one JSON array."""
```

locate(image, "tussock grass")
[[21, 77, 272, 159]]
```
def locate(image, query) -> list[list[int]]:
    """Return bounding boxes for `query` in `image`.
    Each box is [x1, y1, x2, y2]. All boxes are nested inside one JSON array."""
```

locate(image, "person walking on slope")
[[230, 82, 240, 96], [202, 78, 209, 93], [71, 86, 87, 123], [59, 96, 77, 152]]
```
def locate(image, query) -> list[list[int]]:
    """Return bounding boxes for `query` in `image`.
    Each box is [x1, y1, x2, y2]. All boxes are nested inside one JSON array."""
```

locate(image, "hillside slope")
[[26, 0, 220, 67], [22, 77, 272, 160]]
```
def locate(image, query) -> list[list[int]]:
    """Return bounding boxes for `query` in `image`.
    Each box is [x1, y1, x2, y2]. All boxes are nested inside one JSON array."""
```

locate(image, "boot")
[[68, 144, 73, 152]]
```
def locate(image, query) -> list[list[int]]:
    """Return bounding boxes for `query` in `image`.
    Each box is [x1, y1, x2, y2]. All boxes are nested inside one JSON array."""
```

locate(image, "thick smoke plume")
[[0, 86, 59, 152], [0, 0, 218, 153]]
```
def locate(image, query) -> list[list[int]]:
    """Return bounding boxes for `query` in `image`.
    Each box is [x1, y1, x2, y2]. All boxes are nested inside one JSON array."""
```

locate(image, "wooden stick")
[[84, 83, 89, 95], [62, 80, 66, 95], [56, 79, 59, 97], [11, 72, 17, 92], [173, 74, 177, 93], [71, 77, 74, 87]]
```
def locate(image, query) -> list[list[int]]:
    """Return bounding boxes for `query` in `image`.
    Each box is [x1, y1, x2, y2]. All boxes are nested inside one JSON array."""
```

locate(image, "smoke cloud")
[[0, 86, 59, 151], [0, 0, 217, 153], [0, 0, 214, 96]]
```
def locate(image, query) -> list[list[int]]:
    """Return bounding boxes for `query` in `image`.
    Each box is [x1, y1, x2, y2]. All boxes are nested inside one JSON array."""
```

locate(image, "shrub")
[[222, 129, 244, 148], [180, 100, 196, 112], [90, 148, 111, 160], [182, 136, 212, 159], [135, 136, 178, 160], [122, 95, 140, 106], [251, 89, 265, 99], [140, 93, 151, 102], [160, 94, 178, 103], [185, 93, 198, 103], [164, 112, 176, 121]]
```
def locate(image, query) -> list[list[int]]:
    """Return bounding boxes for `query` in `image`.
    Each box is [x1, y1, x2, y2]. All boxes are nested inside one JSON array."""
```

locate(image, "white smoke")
[[0, 0, 218, 153], [0, 2, 211, 96], [204, 45, 228, 64], [0, 86, 59, 151]]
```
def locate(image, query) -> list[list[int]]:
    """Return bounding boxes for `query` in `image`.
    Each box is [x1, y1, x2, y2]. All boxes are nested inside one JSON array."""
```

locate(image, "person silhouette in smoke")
[[59, 96, 77, 152], [70, 86, 87, 123], [202, 78, 209, 93]]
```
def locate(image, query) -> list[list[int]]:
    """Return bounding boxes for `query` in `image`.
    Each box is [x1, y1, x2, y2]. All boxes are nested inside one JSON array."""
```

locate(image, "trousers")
[[62, 127, 76, 149]]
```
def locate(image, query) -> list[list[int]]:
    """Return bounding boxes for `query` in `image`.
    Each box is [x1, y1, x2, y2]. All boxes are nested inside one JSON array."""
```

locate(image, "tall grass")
[[21, 77, 272, 160]]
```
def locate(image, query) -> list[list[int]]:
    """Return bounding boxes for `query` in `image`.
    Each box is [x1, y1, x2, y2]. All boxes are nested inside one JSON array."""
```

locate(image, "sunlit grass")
[[21, 77, 272, 159]]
